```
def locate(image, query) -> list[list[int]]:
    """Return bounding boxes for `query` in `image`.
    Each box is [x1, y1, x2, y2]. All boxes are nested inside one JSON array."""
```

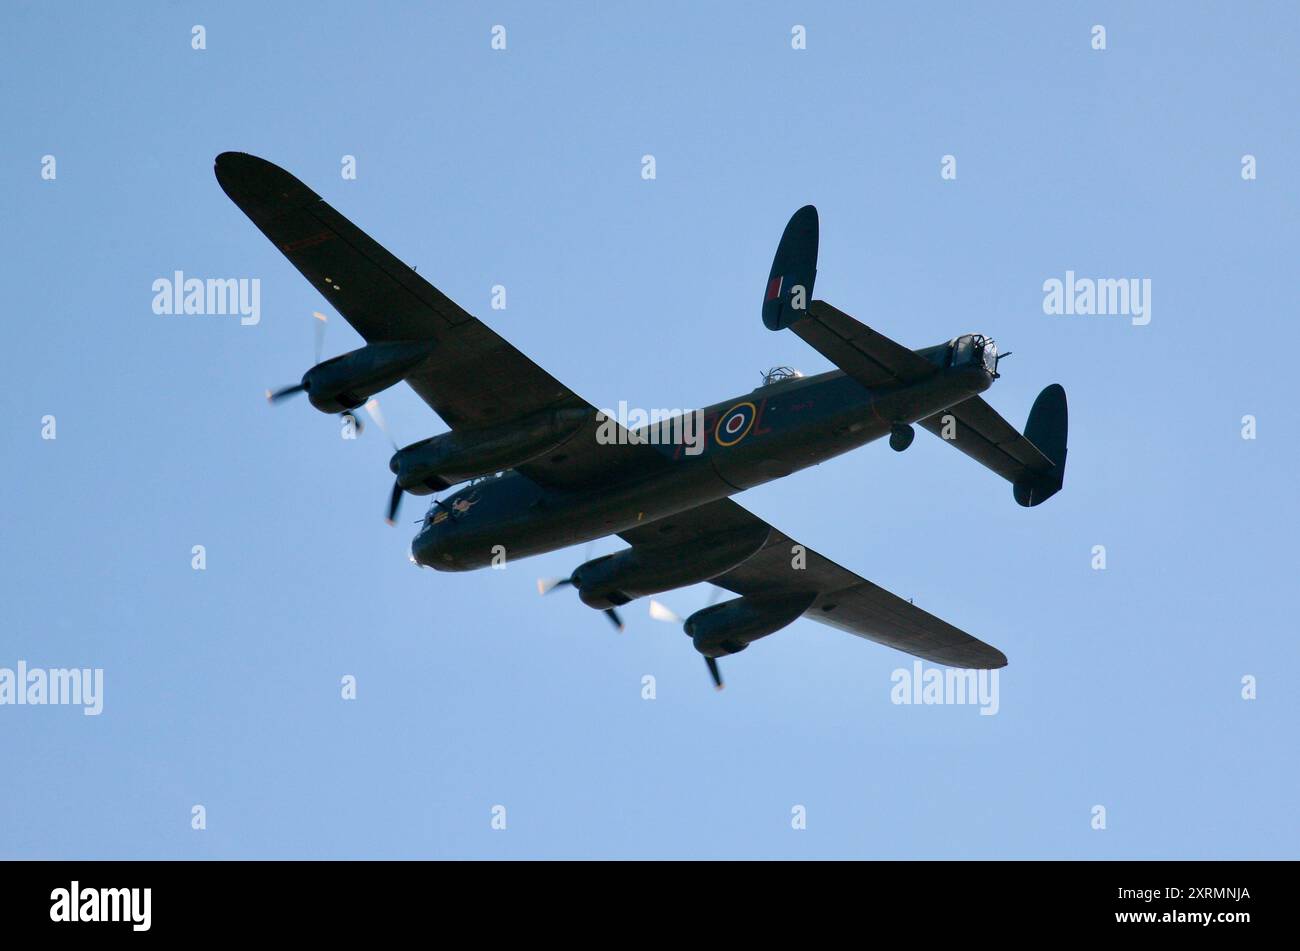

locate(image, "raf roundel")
[[715, 402, 757, 447]]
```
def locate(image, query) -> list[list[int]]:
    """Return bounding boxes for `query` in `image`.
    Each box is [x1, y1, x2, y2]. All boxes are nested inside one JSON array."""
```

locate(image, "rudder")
[[1013, 384, 1068, 507], [762, 206, 819, 330]]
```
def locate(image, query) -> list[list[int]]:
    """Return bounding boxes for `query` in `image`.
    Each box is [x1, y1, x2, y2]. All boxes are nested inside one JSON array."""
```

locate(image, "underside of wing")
[[216, 152, 663, 488], [215, 152, 572, 427], [619, 498, 1007, 669]]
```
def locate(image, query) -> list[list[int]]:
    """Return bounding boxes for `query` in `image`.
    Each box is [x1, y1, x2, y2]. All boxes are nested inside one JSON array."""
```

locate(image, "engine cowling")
[[302, 340, 436, 414], [684, 591, 817, 658], [391, 407, 589, 494], [570, 524, 773, 610]]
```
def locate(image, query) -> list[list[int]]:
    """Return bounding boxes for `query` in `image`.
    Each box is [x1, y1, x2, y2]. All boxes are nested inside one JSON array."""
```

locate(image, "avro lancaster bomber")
[[216, 153, 1068, 688]]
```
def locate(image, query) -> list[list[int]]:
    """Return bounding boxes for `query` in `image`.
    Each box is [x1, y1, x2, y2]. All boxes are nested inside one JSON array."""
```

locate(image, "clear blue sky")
[[2, 2, 1296, 859]]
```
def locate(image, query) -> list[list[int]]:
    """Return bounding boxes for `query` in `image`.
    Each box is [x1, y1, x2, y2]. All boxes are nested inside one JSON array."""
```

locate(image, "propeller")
[[266, 381, 306, 403], [649, 595, 726, 690], [648, 599, 681, 623], [536, 576, 571, 596], [265, 311, 362, 433], [312, 310, 328, 363], [537, 575, 624, 631], [266, 312, 329, 404], [705, 656, 724, 690], [363, 399, 405, 524], [648, 586, 723, 623]]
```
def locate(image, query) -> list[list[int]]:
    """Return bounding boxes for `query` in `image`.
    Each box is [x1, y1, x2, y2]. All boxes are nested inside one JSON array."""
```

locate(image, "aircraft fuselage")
[[412, 360, 993, 570]]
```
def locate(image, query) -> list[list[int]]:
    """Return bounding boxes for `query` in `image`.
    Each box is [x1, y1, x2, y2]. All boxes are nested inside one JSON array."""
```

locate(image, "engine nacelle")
[[572, 524, 773, 610], [684, 591, 817, 658], [302, 340, 436, 414], [391, 407, 589, 494]]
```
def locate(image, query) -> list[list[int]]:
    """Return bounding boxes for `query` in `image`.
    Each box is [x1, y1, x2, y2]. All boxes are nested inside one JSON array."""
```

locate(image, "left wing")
[[216, 152, 665, 488], [619, 499, 1007, 669]]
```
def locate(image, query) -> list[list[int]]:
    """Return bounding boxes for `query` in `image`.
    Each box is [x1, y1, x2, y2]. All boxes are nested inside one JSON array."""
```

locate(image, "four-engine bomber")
[[218, 152, 1070, 688]]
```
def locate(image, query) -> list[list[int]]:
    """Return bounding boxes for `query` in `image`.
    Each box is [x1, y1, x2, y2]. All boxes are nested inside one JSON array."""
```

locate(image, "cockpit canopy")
[[759, 366, 804, 386], [950, 334, 998, 377]]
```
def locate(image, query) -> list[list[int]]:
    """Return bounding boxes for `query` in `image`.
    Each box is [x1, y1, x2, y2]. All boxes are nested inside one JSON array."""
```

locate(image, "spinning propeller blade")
[[537, 574, 622, 632], [266, 383, 306, 403], [537, 576, 572, 596], [312, 311, 328, 364], [650, 596, 725, 689], [364, 399, 405, 524], [385, 480, 404, 526], [266, 312, 332, 408], [363, 399, 396, 449], [648, 599, 682, 624]]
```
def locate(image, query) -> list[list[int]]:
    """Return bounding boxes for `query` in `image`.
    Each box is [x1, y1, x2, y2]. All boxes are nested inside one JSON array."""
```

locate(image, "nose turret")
[[411, 504, 453, 569]]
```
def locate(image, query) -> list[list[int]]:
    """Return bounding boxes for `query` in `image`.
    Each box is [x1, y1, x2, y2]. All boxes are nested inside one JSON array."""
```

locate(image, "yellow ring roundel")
[[715, 401, 757, 447]]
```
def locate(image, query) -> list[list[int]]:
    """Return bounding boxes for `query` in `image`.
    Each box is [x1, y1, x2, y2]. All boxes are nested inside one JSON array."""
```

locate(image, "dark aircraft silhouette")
[[216, 153, 1068, 688]]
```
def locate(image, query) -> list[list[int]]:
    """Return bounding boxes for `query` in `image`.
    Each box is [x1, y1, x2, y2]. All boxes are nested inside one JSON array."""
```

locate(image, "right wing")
[[619, 498, 1007, 669], [215, 151, 667, 489]]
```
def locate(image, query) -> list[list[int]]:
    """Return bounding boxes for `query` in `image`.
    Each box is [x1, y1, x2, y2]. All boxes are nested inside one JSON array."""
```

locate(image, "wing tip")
[[964, 642, 1008, 669], [214, 151, 320, 215], [213, 150, 267, 185]]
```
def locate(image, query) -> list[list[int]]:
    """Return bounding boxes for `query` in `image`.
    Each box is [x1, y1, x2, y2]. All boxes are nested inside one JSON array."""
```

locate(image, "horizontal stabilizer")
[[792, 300, 937, 389], [918, 384, 1068, 507]]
